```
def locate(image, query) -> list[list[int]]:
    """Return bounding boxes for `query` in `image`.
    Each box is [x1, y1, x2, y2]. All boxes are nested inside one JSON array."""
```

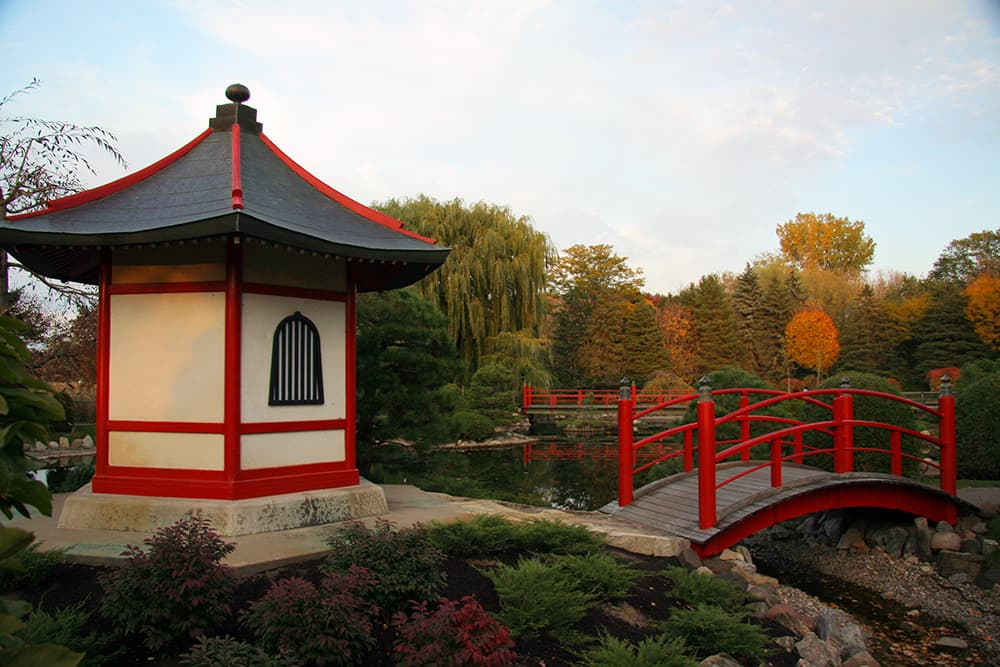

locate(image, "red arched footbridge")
[[599, 378, 972, 557]]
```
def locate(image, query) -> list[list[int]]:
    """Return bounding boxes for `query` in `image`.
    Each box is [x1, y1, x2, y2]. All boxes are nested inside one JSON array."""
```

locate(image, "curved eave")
[[4, 212, 449, 291]]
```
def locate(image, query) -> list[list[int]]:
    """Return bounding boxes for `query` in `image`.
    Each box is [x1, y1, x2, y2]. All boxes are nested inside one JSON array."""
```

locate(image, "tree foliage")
[[965, 273, 1000, 350], [912, 283, 993, 381], [929, 229, 1000, 284], [374, 195, 553, 377], [776, 212, 875, 274], [1, 79, 126, 307], [784, 309, 840, 379], [678, 275, 742, 374]]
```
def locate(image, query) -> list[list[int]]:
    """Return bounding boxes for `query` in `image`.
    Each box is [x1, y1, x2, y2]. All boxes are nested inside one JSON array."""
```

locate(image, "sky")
[[1, 0, 998, 295]]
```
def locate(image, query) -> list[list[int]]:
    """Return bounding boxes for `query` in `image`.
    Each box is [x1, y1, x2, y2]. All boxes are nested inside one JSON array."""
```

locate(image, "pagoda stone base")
[[57, 479, 389, 536]]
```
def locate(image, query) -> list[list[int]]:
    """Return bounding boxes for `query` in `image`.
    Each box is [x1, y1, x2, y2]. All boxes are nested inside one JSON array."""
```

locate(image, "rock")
[[33, 440, 46, 451], [970, 521, 987, 534], [936, 550, 984, 579], [677, 547, 702, 570], [728, 565, 779, 587], [947, 572, 974, 585], [838, 622, 868, 658], [770, 524, 793, 540], [842, 651, 880, 666], [960, 538, 982, 554], [82, 434, 95, 448], [719, 547, 743, 561], [816, 608, 835, 641], [747, 601, 768, 619], [930, 531, 962, 552], [747, 584, 778, 606], [699, 654, 743, 667], [974, 568, 1000, 590], [694, 566, 714, 577], [775, 635, 797, 652], [733, 544, 752, 562], [912, 516, 932, 559], [58, 436, 70, 449], [934, 636, 968, 651], [935, 520, 955, 533], [796, 632, 842, 667], [820, 512, 848, 541], [767, 603, 816, 637], [71, 438, 84, 449], [837, 525, 865, 550], [982, 539, 998, 559], [798, 515, 819, 535], [866, 525, 909, 558]]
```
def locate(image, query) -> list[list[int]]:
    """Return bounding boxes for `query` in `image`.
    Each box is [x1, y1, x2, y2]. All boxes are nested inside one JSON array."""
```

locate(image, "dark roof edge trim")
[[8, 129, 215, 221], [257, 132, 441, 247]]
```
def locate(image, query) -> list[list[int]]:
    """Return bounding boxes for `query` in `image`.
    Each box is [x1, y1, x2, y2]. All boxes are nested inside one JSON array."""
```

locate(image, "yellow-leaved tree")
[[965, 274, 1000, 350], [785, 309, 840, 382]]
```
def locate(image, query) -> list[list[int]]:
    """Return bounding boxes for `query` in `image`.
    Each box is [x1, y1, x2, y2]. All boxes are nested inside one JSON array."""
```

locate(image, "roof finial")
[[225, 83, 251, 104]]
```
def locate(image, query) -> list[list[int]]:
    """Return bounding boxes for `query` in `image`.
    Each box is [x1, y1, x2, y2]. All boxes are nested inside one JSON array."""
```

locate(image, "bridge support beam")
[[697, 380, 716, 529], [617, 380, 634, 507]]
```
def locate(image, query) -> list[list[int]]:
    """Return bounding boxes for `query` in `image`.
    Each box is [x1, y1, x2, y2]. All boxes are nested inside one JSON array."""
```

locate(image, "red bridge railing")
[[616, 377, 957, 530], [522, 385, 687, 411]]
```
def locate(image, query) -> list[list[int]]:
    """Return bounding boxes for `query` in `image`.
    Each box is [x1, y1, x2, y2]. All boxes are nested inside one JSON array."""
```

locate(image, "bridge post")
[[697, 376, 717, 529], [834, 379, 855, 473], [523, 384, 531, 411], [739, 392, 750, 462], [617, 377, 634, 507], [938, 376, 956, 496]]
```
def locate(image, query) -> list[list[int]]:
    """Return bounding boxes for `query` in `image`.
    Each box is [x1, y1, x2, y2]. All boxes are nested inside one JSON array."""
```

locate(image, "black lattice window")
[[268, 311, 324, 405]]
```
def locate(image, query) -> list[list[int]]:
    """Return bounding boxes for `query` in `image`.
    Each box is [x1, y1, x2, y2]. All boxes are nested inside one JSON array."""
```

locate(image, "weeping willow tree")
[[374, 195, 554, 377]]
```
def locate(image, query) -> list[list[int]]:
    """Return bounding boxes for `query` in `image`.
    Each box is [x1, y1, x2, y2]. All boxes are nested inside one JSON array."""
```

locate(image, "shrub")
[[551, 553, 639, 602], [450, 410, 496, 442], [660, 605, 767, 660], [488, 557, 596, 640], [17, 601, 125, 667], [427, 514, 518, 558], [578, 632, 697, 667], [511, 519, 605, 555], [0, 542, 65, 593], [801, 372, 920, 475], [99, 515, 235, 651], [324, 520, 445, 614], [955, 371, 1000, 479], [243, 566, 377, 666], [181, 635, 299, 667], [393, 596, 517, 667], [663, 567, 746, 612], [45, 462, 96, 494]]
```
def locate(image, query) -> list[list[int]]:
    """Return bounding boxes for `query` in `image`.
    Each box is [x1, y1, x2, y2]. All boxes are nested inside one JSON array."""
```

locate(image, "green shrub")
[[511, 519, 605, 555], [181, 636, 299, 667], [392, 596, 517, 667], [579, 632, 697, 667], [426, 514, 518, 558], [450, 410, 496, 441], [802, 372, 920, 474], [243, 566, 377, 666], [663, 567, 746, 612], [488, 557, 596, 640], [324, 520, 445, 614], [660, 605, 767, 660], [17, 601, 125, 667], [0, 542, 65, 593], [551, 553, 639, 602], [45, 462, 96, 494], [955, 371, 1000, 480], [99, 515, 235, 651]]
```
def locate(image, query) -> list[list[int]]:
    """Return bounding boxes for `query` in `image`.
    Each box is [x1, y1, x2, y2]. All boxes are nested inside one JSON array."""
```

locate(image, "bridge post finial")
[[698, 376, 712, 402], [939, 374, 952, 397], [619, 377, 631, 401], [840, 377, 851, 389]]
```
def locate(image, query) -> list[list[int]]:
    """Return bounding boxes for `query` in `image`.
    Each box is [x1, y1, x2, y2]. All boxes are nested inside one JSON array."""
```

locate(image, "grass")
[[957, 479, 1000, 489]]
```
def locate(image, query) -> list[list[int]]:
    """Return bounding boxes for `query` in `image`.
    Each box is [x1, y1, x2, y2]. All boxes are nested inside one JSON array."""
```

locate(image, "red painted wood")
[[770, 439, 782, 487], [697, 398, 716, 529], [224, 239, 242, 479], [95, 251, 111, 481], [240, 419, 346, 434], [107, 281, 227, 294], [617, 397, 634, 507], [230, 124, 244, 210], [938, 394, 956, 495], [107, 421, 224, 434], [739, 393, 750, 462], [258, 133, 438, 245], [9, 130, 213, 220], [344, 275, 358, 473], [242, 282, 347, 302]]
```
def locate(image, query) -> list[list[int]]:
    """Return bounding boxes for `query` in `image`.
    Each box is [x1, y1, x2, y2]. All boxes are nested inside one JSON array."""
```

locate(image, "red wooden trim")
[[108, 281, 227, 294], [697, 398, 716, 528], [10, 129, 213, 220], [231, 124, 244, 210], [617, 397, 634, 506], [345, 274, 357, 470], [243, 282, 347, 302], [237, 460, 351, 480], [258, 132, 439, 245], [240, 419, 346, 434], [231, 468, 360, 499], [99, 465, 228, 480], [107, 421, 224, 434], [94, 466, 361, 499], [96, 250, 111, 479], [225, 239, 242, 478]]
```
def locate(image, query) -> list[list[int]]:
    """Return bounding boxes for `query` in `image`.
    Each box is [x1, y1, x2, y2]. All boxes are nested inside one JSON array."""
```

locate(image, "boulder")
[[912, 517, 932, 559], [767, 603, 816, 637], [930, 531, 962, 553], [747, 584, 778, 606], [699, 654, 742, 667], [981, 539, 998, 559], [677, 547, 703, 570], [959, 538, 981, 554], [838, 622, 868, 658], [866, 525, 909, 558], [947, 572, 974, 585], [796, 632, 842, 667], [935, 520, 955, 533], [842, 652, 880, 666], [774, 636, 797, 652], [836, 525, 865, 551], [934, 636, 968, 651], [936, 550, 984, 579], [974, 568, 1000, 590], [82, 434, 95, 448]]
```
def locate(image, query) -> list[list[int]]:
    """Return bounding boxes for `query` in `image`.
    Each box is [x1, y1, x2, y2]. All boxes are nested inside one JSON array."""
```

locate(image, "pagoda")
[[0, 85, 449, 533]]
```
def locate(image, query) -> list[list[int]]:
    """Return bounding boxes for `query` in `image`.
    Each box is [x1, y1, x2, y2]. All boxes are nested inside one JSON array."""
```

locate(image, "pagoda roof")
[[0, 85, 449, 292]]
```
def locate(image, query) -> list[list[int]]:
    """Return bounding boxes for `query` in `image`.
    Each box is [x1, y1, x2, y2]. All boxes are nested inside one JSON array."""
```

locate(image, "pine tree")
[[732, 264, 765, 374], [682, 275, 743, 373], [913, 283, 994, 384], [838, 284, 891, 374], [622, 300, 669, 386]]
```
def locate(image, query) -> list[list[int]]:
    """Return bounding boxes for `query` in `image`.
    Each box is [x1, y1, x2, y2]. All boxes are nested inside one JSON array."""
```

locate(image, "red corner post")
[[938, 376, 957, 496], [739, 392, 750, 462], [617, 379, 634, 507], [697, 377, 717, 529], [833, 380, 855, 474]]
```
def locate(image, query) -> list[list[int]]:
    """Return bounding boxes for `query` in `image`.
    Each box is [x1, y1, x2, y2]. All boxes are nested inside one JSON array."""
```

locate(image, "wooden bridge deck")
[[600, 461, 965, 547]]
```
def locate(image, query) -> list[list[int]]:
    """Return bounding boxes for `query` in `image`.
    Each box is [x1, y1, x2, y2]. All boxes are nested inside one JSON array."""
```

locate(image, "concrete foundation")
[[57, 479, 389, 536]]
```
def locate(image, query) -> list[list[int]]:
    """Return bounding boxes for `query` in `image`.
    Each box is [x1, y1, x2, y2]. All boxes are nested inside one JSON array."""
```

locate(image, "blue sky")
[[2, 0, 997, 294]]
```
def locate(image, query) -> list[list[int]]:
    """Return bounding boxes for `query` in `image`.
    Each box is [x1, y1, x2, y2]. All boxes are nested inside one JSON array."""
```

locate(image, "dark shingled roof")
[[0, 90, 449, 292]]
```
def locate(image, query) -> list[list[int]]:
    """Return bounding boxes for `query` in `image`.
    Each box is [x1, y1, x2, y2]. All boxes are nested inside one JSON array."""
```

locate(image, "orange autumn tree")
[[965, 274, 1000, 350], [785, 308, 840, 382]]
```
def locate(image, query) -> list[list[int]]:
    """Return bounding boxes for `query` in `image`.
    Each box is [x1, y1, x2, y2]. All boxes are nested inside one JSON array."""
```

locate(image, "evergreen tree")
[[622, 300, 669, 386], [681, 275, 743, 373], [912, 283, 994, 384], [732, 264, 765, 374], [758, 273, 794, 382], [837, 284, 891, 374]]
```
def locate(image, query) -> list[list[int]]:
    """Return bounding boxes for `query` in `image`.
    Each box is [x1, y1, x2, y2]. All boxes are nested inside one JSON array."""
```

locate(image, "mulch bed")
[[15, 548, 800, 666]]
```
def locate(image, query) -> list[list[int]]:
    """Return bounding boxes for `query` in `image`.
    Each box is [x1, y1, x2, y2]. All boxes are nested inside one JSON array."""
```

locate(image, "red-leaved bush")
[[242, 565, 378, 666], [393, 596, 517, 667]]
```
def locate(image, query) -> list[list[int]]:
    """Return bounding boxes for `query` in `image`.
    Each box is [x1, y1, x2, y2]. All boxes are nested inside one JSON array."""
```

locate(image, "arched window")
[[268, 311, 324, 405]]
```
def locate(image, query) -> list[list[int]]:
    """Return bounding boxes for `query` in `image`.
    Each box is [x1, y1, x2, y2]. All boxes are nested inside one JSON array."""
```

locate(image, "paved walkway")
[[8, 485, 689, 576]]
